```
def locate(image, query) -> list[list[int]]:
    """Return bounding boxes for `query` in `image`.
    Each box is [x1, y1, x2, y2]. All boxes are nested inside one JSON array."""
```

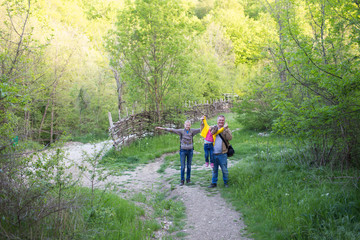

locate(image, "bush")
[[0, 148, 78, 239], [233, 75, 279, 131], [222, 128, 360, 240], [0, 144, 154, 239]]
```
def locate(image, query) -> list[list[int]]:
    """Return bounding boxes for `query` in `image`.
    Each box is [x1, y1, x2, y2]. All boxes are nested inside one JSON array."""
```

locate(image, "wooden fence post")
[[108, 112, 114, 128]]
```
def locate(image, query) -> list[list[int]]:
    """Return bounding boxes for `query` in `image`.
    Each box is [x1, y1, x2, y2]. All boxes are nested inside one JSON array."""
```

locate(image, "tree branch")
[[285, 8, 342, 80], [7, 0, 31, 77]]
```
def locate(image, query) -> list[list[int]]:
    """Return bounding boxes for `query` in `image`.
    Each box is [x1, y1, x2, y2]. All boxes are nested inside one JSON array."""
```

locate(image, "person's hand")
[[156, 127, 164, 130], [224, 123, 228, 129], [200, 115, 205, 120]]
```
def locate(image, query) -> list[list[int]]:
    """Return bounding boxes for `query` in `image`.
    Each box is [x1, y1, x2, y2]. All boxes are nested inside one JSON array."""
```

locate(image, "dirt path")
[[62, 141, 252, 240]]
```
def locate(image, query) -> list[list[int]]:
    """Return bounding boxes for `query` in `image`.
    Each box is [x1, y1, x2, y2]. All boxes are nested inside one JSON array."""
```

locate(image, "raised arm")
[[200, 115, 210, 138], [192, 128, 201, 135], [222, 125, 232, 141], [214, 127, 224, 136], [156, 127, 183, 136], [201, 115, 209, 128]]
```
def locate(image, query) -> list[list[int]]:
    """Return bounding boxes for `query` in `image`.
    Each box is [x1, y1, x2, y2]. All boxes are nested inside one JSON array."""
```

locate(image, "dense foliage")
[[0, 0, 264, 147], [105, 0, 201, 121], [233, 0, 360, 168]]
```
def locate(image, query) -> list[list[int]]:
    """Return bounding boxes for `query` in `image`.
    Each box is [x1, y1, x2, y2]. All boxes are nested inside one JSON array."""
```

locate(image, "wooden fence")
[[108, 99, 233, 149]]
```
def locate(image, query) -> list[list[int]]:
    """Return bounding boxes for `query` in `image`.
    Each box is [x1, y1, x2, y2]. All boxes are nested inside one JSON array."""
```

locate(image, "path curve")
[[61, 141, 252, 239], [172, 186, 251, 240]]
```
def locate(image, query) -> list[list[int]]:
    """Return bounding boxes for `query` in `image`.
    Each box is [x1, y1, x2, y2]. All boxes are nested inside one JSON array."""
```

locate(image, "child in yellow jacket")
[[200, 116, 224, 168]]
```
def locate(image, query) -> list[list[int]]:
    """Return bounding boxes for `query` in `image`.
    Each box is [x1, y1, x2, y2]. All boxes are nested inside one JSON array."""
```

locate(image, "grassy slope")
[[219, 114, 360, 240], [101, 112, 360, 239]]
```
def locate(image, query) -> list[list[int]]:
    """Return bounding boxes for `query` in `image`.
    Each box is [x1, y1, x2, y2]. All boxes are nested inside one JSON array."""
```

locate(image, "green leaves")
[[105, 0, 197, 118], [213, 1, 277, 64], [268, 0, 360, 167]]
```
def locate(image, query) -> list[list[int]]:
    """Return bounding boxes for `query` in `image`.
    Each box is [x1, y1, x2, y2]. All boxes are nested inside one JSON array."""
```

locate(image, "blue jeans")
[[204, 143, 214, 164], [212, 153, 229, 184], [180, 149, 193, 181]]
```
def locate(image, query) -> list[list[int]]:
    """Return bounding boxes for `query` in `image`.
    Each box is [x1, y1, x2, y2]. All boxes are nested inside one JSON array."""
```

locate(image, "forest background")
[[1, 0, 359, 169], [1, 0, 360, 239]]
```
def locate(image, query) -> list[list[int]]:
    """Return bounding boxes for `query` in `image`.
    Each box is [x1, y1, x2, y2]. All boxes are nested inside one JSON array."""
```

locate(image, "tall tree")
[[105, 0, 197, 121], [270, 0, 360, 167], [0, 0, 47, 148]]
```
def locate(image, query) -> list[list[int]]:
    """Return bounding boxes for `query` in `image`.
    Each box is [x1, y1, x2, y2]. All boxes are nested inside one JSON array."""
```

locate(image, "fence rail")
[[108, 100, 233, 149]]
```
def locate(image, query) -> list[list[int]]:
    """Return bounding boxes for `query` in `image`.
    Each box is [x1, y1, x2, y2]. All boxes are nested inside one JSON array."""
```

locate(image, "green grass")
[[75, 188, 155, 240], [218, 120, 360, 240], [128, 190, 186, 237], [0, 186, 154, 240], [101, 134, 180, 171], [99, 112, 360, 239], [71, 131, 110, 143], [73, 187, 185, 240]]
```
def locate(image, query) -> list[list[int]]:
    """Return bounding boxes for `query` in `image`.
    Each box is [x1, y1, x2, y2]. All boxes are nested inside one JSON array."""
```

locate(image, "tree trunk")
[[112, 67, 124, 121], [39, 99, 50, 138], [320, 3, 328, 64], [276, 0, 287, 83], [50, 96, 54, 144], [24, 109, 30, 140]]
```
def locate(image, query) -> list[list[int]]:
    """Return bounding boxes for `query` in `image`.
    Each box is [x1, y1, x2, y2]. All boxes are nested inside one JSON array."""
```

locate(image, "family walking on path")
[[156, 114, 232, 187]]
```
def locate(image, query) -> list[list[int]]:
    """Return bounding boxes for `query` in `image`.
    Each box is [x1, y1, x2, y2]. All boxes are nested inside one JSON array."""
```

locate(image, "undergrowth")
[[76, 188, 155, 240], [221, 123, 360, 240]]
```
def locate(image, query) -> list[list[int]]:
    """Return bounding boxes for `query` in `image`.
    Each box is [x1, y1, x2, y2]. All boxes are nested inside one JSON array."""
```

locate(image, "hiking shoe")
[[186, 179, 191, 184], [179, 180, 184, 186], [205, 162, 209, 167], [210, 163, 214, 168], [208, 183, 217, 188]]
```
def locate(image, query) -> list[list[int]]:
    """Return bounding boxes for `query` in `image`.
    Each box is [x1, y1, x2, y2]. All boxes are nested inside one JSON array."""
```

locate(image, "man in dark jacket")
[[156, 120, 200, 185]]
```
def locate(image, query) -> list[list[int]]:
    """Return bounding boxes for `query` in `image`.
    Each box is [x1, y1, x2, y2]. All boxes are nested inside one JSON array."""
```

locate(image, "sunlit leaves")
[[106, 0, 197, 116], [271, 0, 360, 166], [213, 0, 277, 64]]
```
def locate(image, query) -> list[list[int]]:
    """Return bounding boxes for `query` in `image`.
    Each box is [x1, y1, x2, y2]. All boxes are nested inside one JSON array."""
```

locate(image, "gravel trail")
[[62, 141, 252, 240]]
